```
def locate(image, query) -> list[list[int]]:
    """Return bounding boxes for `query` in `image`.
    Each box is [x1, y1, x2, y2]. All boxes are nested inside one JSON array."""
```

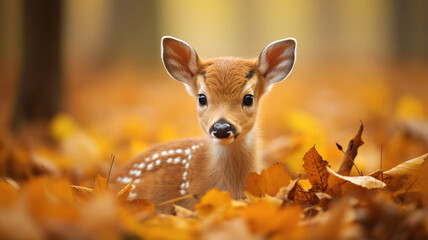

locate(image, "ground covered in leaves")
[[0, 63, 427, 239]]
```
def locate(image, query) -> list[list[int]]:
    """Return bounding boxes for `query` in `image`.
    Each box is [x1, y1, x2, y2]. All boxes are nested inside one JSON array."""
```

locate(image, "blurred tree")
[[104, 0, 159, 66], [392, 0, 428, 61], [12, 0, 63, 130]]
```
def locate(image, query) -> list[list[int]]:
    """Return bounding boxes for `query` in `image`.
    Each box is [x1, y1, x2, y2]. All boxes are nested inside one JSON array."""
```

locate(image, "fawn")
[[112, 36, 296, 211]]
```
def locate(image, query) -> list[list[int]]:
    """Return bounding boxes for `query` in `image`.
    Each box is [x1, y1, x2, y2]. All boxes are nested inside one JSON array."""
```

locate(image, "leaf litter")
[[1, 118, 428, 239]]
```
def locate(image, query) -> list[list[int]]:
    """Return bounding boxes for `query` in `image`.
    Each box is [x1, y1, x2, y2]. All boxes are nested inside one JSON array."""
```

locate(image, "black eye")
[[243, 94, 254, 106], [198, 94, 207, 106]]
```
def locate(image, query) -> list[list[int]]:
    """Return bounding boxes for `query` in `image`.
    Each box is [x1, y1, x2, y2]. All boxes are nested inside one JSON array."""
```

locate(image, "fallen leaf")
[[174, 204, 197, 218], [326, 167, 385, 197], [194, 188, 235, 220], [244, 163, 291, 197], [294, 182, 318, 206], [243, 202, 303, 237], [337, 123, 364, 176], [303, 146, 330, 192], [0, 180, 18, 206], [370, 153, 428, 204], [93, 174, 108, 196], [116, 180, 135, 203], [71, 185, 93, 202]]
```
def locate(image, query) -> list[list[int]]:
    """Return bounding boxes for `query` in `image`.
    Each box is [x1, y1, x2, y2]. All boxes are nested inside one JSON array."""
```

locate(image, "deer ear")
[[161, 36, 200, 85], [257, 38, 296, 84]]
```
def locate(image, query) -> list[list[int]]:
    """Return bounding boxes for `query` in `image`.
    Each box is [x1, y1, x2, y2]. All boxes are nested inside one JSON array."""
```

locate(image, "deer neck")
[[208, 129, 258, 198]]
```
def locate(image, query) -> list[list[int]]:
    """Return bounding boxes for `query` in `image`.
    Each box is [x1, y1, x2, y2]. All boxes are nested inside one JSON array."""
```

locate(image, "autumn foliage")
[[0, 119, 427, 239]]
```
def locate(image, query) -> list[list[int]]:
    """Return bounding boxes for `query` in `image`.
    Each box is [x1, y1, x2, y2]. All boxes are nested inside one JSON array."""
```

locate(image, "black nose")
[[210, 118, 235, 138]]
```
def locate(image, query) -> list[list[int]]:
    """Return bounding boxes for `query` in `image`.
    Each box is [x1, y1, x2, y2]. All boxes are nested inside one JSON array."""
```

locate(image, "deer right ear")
[[161, 36, 200, 85], [257, 38, 296, 85]]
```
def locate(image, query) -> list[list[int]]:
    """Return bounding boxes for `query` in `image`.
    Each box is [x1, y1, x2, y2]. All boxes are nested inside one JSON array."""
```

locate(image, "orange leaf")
[[71, 185, 93, 201], [244, 163, 291, 197], [93, 174, 108, 196], [194, 188, 235, 219], [243, 202, 302, 237], [303, 146, 330, 192], [117, 180, 135, 203], [0, 180, 18, 206]]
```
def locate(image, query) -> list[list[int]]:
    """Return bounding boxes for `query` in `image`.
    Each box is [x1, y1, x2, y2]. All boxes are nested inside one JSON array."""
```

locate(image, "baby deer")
[[112, 36, 296, 211]]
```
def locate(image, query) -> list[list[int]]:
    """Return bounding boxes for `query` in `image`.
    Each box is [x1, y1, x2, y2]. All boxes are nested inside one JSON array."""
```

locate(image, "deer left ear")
[[257, 38, 296, 84]]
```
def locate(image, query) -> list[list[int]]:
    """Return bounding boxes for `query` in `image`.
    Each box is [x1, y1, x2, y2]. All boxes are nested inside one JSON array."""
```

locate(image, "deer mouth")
[[210, 132, 239, 145]]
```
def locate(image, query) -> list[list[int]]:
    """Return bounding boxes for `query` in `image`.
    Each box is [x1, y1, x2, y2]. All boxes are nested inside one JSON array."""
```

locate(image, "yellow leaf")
[[49, 114, 79, 140], [116, 180, 135, 203], [194, 188, 235, 219], [244, 163, 291, 197], [93, 174, 108, 196], [243, 202, 303, 237], [71, 185, 93, 201], [395, 95, 426, 120]]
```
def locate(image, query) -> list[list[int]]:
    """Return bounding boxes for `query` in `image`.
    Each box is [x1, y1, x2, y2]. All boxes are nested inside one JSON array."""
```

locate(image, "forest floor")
[[0, 61, 427, 239]]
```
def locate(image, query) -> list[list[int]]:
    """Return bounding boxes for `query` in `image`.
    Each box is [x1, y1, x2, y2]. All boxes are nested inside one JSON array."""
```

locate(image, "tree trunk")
[[12, 0, 63, 130]]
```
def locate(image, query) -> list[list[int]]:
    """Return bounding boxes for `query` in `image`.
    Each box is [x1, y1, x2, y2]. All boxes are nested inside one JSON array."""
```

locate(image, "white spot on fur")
[[161, 151, 168, 156], [188, 154, 192, 160], [185, 148, 191, 154], [145, 157, 150, 162], [180, 183, 185, 189], [191, 145, 197, 150], [168, 150, 174, 154], [121, 177, 132, 184], [152, 153, 159, 160], [176, 149, 183, 154], [167, 158, 173, 163], [129, 192, 137, 198], [185, 163, 190, 169], [155, 159, 161, 166], [138, 163, 145, 169], [134, 179, 140, 183], [116, 177, 122, 182], [183, 171, 188, 179], [147, 163, 154, 171], [131, 184, 136, 190], [129, 169, 142, 177], [180, 190, 186, 195], [182, 159, 187, 164], [133, 163, 138, 168], [174, 157, 181, 164], [185, 181, 189, 189]]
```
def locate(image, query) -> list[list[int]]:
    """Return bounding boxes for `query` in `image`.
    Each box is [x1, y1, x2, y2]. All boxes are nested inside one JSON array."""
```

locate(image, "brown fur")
[[112, 37, 296, 213]]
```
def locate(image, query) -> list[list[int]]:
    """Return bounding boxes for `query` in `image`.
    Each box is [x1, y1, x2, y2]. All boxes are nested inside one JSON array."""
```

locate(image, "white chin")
[[212, 137, 234, 145]]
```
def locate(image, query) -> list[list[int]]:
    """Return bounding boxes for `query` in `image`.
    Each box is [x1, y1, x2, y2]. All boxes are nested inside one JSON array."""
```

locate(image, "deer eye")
[[243, 94, 254, 106], [198, 94, 207, 106]]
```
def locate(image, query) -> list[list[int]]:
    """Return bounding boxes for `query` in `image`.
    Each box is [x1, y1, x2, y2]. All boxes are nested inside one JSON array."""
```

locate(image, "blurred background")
[[0, 0, 427, 181]]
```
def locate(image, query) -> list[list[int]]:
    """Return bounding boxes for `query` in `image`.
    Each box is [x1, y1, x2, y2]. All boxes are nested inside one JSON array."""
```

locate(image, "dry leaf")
[[370, 153, 428, 204], [243, 202, 303, 237], [326, 167, 385, 197], [71, 185, 93, 201], [294, 182, 318, 206], [303, 146, 330, 192], [93, 174, 108, 196], [337, 123, 364, 176], [244, 163, 291, 197], [116, 180, 135, 203], [194, 188, 235, 220], [174, 204, 197, 218]]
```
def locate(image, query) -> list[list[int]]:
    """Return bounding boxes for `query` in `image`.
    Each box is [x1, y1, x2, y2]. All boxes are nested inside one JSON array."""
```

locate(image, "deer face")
[[161, 37, 296, 145]]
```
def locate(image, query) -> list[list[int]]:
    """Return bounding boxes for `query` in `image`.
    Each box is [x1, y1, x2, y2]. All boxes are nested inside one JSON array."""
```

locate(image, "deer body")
[[112, 37, 296, 211]]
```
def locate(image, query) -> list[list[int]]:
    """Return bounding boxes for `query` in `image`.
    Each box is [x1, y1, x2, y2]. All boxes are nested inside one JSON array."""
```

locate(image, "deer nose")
[[210, 118, 235, 138]]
